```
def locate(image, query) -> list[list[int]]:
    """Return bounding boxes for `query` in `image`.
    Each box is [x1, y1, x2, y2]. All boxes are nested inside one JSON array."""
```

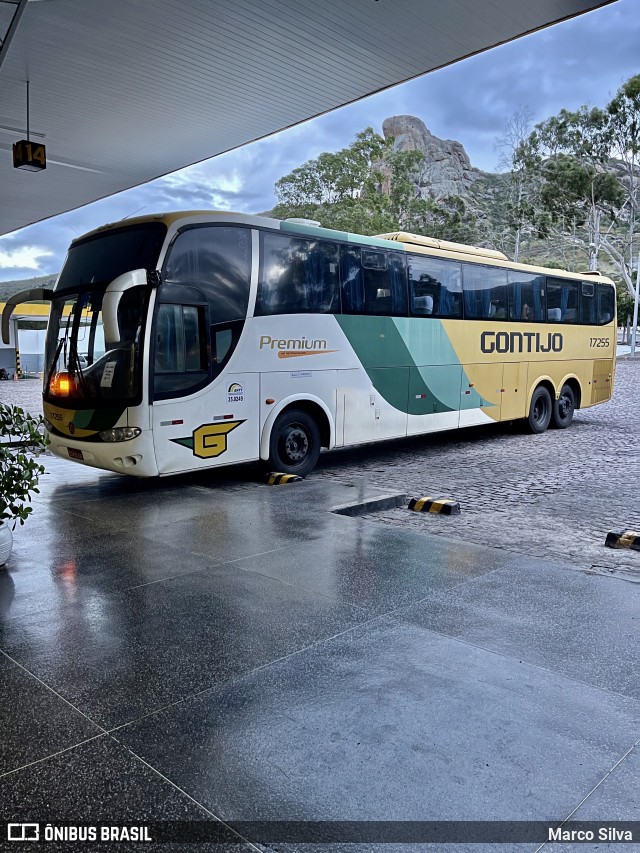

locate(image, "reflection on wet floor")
[[1, 453, 638, 846]]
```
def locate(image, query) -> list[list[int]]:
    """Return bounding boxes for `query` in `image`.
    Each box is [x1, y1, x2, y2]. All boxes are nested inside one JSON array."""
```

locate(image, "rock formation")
[[379, 115, 480, 200]]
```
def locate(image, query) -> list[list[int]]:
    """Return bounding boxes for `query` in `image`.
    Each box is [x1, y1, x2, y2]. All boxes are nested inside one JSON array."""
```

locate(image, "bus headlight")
[[99, 427, 142, 442]]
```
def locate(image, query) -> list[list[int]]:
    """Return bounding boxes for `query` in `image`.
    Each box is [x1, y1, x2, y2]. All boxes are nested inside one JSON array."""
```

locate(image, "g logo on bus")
[[171, 420, 245, 459]]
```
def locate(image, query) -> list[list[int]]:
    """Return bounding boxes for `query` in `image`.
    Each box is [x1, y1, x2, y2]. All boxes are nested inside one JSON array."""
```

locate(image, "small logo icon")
[[227, 382, 244, 403], [7, 823, 39, 842]]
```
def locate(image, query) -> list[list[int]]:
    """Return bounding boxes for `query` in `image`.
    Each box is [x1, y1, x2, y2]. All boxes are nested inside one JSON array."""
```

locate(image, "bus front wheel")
[[551, 384, 575, 429], [527, 386, 552, 434], [268, 408, 321, 477]]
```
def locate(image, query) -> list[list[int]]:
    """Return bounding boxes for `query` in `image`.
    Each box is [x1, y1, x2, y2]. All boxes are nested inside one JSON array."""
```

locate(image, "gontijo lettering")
[[481, 331, 563, 354]]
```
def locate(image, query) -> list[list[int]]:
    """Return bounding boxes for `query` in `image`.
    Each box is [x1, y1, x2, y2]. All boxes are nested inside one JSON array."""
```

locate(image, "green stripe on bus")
[[279, 221, 401, 249], [337, 315, 460, 414]]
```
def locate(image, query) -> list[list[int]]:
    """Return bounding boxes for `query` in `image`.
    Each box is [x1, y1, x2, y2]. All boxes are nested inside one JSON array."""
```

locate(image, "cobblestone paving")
[[0, 377, 43, 415], [2, 367, 640, 578], [314, 359, 640, 581]]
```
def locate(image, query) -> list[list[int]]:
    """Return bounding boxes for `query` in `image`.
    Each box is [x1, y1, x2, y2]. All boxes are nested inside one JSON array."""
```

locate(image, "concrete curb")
[[331, 493, 407, 517]]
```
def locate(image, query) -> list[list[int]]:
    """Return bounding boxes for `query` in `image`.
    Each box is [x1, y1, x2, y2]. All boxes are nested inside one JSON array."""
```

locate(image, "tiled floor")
[[1, 455, 638, 851]]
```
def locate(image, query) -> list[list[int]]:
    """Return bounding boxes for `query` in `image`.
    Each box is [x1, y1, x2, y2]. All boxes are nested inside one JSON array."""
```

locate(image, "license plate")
[[68, 447, 84, 460]]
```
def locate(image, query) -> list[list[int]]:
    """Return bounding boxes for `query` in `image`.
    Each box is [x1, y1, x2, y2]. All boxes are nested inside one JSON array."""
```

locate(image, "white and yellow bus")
[[2, 211, 616, 478]]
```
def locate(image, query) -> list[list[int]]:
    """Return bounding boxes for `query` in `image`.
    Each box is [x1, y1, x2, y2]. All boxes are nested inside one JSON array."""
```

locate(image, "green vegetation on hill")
[[0, 274, 57, 303], [271, 74, 640, 322]]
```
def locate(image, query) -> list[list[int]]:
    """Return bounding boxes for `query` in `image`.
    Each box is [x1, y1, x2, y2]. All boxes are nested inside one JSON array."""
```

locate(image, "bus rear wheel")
[[552, 384, 575, 429], [527, 386, 552, 434], [268, 408, 321, 477]]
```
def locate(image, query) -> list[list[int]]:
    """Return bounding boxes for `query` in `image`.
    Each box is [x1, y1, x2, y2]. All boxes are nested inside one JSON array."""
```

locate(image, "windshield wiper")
[[46, 336, 66, 393], [68, 344, 90, 396]]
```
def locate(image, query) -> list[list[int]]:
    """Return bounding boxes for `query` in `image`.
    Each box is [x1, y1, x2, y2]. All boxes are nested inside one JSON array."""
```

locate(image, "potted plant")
[[0, 403, 48, 567]]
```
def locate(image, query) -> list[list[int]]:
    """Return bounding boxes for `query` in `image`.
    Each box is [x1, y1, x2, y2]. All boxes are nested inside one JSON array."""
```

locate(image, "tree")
[[526, 106, 623, 271], [521, 78, 640, 298], [495, 107, 540, 261], [272, 127, 478, 242], [606, 75, 640, 298], [272, 128, 395, 233]]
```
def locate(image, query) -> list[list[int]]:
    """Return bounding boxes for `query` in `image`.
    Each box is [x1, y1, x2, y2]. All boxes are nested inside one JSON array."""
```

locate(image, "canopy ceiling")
[[0, 0, 615, 237]]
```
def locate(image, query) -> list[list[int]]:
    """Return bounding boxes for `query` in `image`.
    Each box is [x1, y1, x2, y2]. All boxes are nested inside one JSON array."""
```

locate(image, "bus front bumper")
[[47, 429, 159, 477]]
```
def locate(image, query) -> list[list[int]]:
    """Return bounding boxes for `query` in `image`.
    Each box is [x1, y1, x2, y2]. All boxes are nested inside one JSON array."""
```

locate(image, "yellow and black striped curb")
[[605, 530, 640, 551], [408, 496, 460, 515], [15, 348, 22, 378], [266, 472, 303, 485]]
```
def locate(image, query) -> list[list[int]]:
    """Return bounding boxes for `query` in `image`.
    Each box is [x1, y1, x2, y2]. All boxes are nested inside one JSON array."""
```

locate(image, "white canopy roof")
[[0, 0, 615, 237]]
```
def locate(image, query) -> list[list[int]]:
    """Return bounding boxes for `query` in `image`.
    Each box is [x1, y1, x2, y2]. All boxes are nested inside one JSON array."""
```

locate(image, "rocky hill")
[[0, 274, 56, 302], [379, 115, 481, 200], [1, 117, 627, 292], [378, 114, 628, 274]]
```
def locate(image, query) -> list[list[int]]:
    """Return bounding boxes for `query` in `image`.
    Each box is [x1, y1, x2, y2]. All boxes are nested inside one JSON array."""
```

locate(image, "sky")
[[0, 0, 639, 283]]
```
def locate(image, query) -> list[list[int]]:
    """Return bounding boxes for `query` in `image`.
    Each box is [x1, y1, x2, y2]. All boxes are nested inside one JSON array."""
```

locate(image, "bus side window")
[[597, 283, 615, 325], [462, 264, 508, 320], [256, 233, 339, 315], [408, 255, 462, 318], [213, 327, 232, 364], [508, 272, 545, 322], [547, 279, 578, 323], [210, 319, 244, 378], [163, 225, 251, 324], [580, 281, 596, 324], [154, 304, 208, 396], [340, 247, 407, 315]]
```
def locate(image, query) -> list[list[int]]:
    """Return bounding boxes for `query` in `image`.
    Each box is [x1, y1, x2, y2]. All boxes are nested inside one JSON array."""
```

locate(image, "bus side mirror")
[[147, 270, 162, 288], [2, 288, 53, 344]]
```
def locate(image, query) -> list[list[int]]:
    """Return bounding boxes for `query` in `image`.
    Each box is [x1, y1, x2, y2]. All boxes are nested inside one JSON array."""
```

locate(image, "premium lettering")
[[481, 331, 563, 354], [259, 335, 327, 351]]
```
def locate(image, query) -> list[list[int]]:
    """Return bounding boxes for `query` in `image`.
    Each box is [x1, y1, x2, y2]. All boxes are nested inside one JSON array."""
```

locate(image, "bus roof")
[[376, 231, 509, 261], [71, 211, 616, 286]]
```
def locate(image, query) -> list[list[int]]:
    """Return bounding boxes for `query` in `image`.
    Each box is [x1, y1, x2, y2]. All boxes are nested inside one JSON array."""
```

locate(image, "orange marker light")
[[265, 398, 275, 404], [50, 371, 73, 396]]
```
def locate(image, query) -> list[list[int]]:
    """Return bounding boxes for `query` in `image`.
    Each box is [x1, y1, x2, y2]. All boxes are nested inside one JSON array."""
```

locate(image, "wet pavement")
[[0, 445, 638, 852], [2, 374, 640, 851]]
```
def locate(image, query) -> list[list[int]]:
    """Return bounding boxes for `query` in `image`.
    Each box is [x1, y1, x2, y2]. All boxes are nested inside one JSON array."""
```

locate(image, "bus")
[[2, 211, 616, 478]]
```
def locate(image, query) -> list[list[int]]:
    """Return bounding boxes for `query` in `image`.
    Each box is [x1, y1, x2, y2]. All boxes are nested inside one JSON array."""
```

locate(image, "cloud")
[[0, 243, 53, 271], [1, 0, 639, 282]]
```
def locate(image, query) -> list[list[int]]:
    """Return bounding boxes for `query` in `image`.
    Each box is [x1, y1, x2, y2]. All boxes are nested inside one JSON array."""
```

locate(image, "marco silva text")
[[548, 826, 634, 842]]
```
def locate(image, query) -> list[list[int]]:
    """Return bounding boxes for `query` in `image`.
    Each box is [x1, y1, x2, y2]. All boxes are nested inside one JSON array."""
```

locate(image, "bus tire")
[[552, 384, 575, 429], [526, 386, 552, 434], [267, 408, 321, 477]]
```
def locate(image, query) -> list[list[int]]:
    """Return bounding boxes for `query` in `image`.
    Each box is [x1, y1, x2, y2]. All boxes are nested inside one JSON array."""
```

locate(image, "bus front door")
[[152, 373, 258, 475]]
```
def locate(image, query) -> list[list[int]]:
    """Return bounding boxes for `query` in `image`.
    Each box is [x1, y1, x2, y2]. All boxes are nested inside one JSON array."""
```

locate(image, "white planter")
[[0, 520, 13, 567]]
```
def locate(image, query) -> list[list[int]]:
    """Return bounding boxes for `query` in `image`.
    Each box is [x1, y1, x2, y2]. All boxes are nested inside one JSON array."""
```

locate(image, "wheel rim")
[[533, 397, 547, 424], [281, 425, 309, 463], [558, 392, 573, 421]]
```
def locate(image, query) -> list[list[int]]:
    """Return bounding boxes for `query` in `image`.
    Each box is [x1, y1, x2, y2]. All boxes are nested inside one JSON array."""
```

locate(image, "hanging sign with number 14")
[[13, 139, 47, 171]]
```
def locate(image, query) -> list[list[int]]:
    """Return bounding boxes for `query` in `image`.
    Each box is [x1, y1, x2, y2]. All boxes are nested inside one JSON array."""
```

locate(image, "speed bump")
[[266, 472, 303, 485], [605, 530, 640, 551], [408, 496, 460, 515]]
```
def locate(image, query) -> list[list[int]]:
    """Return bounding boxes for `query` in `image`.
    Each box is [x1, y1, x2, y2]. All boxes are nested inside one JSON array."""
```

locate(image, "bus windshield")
[[44, 223, 165, 407], [44, 286, 150, 406], [55, 223, 166, 292]]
